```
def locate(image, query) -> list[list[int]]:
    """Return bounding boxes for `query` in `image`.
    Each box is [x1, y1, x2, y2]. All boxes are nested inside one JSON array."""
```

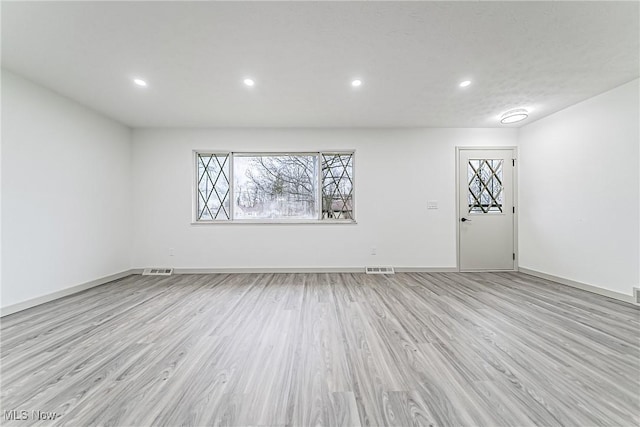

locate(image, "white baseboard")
[[394, 267, 459, 273], [1, 270, 137, 317], [173, 267, 362, 274], [518, 267, 635, 304], [170, 267, 458, 274]]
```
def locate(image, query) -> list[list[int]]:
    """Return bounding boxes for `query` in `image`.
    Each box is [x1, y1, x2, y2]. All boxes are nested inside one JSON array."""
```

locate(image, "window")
[[234, 154, 318, 220], [321, 153, 353, 219], [195, 152, 355, 222], [197, 153, 230, 220]]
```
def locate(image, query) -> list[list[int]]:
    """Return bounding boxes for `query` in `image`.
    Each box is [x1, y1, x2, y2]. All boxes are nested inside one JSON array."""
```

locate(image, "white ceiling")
[[2, 1, 638, 128]]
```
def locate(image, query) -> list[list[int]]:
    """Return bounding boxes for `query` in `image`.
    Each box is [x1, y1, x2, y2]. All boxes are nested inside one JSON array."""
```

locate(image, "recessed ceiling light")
[[243, 78, 255, 87], [351, 79, 362, 87], [133, 78, 147, 87], [459, 80, 471, 88], [500, 108, 529, 124]]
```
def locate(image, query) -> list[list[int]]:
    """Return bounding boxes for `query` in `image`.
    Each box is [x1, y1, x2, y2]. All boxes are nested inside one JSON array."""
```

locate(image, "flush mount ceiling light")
[[500, 108, 529, 124], [351, 79, 362, 87], [133, 78, 147, 87], [243, 78, 255, 87], [459, 80, 471, 88]]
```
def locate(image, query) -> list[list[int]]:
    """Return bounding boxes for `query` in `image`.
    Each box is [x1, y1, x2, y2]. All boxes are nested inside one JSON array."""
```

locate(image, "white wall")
[[131, 128, 517, 270], [1, 70, 132, 309], [518, 79, 639, 296]]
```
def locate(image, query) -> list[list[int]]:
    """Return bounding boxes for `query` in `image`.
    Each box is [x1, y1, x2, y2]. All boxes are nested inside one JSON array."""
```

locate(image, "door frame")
[[455, 146, 519, 272]]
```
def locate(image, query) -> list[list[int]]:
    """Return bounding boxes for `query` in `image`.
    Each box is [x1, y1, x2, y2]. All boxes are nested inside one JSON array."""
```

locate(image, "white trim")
[[394, 267, 459, 273], [519, 267, 635, 304], [317, 154, 323, 220], [193, 150, 198, 223], [172, 267, 458, 274], [348, 152, 356, 221], [0, 270, 137, 317], [174, 267, 363, 274], [191, 220, 357, 225], [455, 147, 460, 271], [229, 151, 235, 220]]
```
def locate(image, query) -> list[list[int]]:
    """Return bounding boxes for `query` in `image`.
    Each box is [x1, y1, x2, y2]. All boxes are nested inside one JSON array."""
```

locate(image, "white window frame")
[[192, 151, 356, 224]]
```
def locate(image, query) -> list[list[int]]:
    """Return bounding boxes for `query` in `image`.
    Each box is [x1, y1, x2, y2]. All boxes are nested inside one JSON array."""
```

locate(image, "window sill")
[[191, 219, 357, 225]]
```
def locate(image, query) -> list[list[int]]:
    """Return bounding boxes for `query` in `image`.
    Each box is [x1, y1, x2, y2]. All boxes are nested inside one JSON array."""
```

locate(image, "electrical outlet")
[[371, 247, 377, 255], [169, 248, 175, 257], [427, 200, 438, 209]]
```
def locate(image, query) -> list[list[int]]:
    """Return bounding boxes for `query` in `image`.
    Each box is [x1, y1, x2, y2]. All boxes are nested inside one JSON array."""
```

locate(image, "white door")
[[458, 148, 516, 271]]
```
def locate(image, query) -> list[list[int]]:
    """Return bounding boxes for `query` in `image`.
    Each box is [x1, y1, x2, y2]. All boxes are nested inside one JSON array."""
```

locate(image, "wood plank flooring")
[[1, 272, 638, 426]]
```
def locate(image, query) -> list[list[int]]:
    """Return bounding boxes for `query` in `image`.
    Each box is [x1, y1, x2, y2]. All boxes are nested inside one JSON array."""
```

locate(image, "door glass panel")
[[468, 159, 503, 213]]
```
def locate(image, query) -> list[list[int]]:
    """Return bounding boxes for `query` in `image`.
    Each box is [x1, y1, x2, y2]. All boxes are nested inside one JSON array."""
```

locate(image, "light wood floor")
[[1, 272, 638, 426]]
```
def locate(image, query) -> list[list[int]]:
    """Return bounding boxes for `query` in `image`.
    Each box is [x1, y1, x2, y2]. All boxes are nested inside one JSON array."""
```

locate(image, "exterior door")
[[458, 148, 516, 271]]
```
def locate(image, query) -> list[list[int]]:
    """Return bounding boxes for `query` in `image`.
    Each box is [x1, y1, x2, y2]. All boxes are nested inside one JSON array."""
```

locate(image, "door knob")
[[461, 217, 471, 222]]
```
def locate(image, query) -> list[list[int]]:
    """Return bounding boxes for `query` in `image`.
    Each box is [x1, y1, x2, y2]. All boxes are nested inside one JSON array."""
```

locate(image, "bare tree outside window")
[[234, 155, 317, 219]]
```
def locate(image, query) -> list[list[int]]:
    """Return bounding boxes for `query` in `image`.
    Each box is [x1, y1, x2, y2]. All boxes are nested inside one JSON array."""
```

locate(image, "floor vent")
[[365, 266, 395, 275], [634, 287, 640, 305], [142, 268, 174, 276]]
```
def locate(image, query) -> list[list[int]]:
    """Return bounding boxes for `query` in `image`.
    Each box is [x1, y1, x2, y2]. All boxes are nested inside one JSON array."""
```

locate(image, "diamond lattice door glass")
[[468, 159, 504, 213], [321, 153, 353, 219], [197, 153, 230, 220]]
